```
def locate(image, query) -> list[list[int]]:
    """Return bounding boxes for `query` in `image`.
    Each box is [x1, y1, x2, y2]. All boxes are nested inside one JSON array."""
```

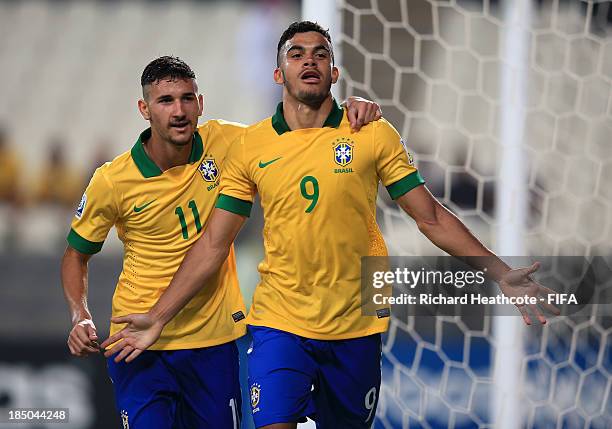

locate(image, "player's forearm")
[[61, 247, 92, 324], [149, 236, 230, 326], [417, 204, 510, 281]]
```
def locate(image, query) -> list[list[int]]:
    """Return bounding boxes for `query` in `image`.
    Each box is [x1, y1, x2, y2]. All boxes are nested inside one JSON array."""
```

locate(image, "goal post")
[[492, 1, 532, 428], [301, 0, 342, 100]]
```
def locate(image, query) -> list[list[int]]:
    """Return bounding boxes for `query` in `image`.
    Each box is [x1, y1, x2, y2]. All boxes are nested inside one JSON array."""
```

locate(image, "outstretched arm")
[[101, 208, 246, 362], [61, 247, 100, 356], [396, 185, 560, 324], [397, 186, 500, 264]]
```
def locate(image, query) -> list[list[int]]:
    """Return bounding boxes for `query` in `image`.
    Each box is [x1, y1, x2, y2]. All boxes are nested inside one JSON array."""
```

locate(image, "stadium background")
[[0, 0, 610, 428]]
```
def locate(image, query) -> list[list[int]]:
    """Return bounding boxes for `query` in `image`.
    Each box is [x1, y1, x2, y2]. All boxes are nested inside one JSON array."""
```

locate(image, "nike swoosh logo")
[[258, 157, 282, 168], [133, 200, 156, 213]]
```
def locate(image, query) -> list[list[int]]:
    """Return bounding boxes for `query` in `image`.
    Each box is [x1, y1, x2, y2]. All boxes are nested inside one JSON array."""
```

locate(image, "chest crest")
[[333, 137, 355, 174], [199, 157, 219, 183]]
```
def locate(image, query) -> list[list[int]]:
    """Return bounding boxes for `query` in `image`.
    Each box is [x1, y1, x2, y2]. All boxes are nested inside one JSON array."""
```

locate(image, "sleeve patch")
[[75, 193, 87, 219], [400, 139, 415, 166]]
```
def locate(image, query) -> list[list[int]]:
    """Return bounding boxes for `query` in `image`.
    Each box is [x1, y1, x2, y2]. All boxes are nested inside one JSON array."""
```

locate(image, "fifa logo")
[[400, 138, 414, 166], [75, 193, 87, 219]]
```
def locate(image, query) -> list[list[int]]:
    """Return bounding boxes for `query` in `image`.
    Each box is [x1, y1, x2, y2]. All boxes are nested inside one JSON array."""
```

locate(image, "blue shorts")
[[247, 326, 382, 428], [107, 341, 241, 429]]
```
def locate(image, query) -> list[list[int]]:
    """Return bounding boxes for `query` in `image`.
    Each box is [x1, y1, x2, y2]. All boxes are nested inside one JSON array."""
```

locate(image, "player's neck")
[[143, 130, 192, 171], [282, 94, 334, 130]]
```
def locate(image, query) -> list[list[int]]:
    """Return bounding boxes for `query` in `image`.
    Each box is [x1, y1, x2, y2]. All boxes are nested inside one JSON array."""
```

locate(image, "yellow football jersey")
[[216, 100, 424, 340], [67, 120, 247, 350]]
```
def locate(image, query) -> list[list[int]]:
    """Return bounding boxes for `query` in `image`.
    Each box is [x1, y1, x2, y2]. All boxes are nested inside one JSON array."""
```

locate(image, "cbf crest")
[[199, 158, 218, 182], [120, 410, 129, 429], [333, 137, 354, 167], [250, 383, 261, 412], [332, 137, 355, 174]]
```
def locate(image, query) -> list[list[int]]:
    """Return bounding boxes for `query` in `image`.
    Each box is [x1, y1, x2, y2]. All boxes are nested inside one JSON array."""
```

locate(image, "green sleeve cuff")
[[67, 229, 104, 254], [215, 194, 253, 217], [386, 171, 425, 199]]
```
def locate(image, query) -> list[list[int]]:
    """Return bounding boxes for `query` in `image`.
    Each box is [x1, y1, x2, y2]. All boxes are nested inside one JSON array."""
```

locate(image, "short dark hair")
[[277, 21, 333, 66], [141, 56, 196, 95]]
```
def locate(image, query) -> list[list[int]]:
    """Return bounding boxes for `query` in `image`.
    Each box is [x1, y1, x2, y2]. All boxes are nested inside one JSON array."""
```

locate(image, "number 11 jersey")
[[67, 121, 247, 350]]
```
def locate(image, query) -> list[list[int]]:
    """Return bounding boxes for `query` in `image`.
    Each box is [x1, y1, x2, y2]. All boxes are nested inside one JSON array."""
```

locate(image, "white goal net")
[[335, 1, 612, 428]]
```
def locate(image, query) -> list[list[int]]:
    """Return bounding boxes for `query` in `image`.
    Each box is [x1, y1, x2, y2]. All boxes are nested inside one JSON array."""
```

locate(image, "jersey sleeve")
[[215, 136, 256, 217], [374, 118, 425, 199], [66, 166, 118, 254]]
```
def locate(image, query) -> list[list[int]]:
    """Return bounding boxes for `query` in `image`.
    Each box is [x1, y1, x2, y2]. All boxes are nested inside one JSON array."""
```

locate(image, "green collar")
[[271, 98, 344, 135], [131, 128, 204, 178]]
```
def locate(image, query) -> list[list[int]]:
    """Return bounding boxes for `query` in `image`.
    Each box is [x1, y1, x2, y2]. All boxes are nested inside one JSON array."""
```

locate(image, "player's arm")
[[61, 246, 100, 356], [150, 208, 245, 324], [396, 186, 506, 272], [395, 186, 559, 324], [375, 120, 558, 324], [343, 96, 382, 131], [101, 208, 246, 362], [61, 167, 116, 356]]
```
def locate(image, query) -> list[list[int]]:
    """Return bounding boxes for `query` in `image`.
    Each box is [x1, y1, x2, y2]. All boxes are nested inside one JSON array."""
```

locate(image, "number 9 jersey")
[[216, 100, 425, 340], [67, 120, 247, 350]]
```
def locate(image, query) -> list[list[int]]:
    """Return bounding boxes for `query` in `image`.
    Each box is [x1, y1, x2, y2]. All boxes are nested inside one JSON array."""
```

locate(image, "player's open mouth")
[[300, 70, 321, 83]]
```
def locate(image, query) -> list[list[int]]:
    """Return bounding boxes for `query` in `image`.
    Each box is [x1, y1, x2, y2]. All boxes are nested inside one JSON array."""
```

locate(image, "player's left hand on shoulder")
[[344, 96, 382, 132], [498, 262, 561, 326]]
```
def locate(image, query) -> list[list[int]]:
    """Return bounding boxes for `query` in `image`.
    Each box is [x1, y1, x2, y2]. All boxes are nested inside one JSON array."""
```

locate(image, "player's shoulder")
[[199, 119, 248, 146], [372, 117, 399, 133], [83, 149, 131, 193], [199, 119, 248, 133], [369, 117, 402, 143], [242, 116, 274, 143], [97, 149, 132, 178]]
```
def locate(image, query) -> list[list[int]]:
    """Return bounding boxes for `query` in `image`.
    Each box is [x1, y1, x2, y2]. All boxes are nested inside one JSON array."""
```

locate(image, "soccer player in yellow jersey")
[[62, 55, 381, 429], [61, 57, 247, 428], [102, 24, 558, 428]]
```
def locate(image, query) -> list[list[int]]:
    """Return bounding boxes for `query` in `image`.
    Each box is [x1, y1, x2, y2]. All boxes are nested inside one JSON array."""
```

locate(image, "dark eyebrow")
[[286, 45, 305, 55], [155, 92, 196, 102], [286, 45, 330, 55], [313, 45, 331, 54]]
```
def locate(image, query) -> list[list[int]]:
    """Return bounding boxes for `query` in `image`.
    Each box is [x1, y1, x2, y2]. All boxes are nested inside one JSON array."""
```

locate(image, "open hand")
[[498, 262, 561, 325], [100, 313, 164, 363]]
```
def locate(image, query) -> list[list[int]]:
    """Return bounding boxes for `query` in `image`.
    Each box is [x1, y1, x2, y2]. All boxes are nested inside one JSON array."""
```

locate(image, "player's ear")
[[274, 67, 284, 86], [331, 66, 339, 85], [138, 99, 150, 121], [198, 94, 204, 116]]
